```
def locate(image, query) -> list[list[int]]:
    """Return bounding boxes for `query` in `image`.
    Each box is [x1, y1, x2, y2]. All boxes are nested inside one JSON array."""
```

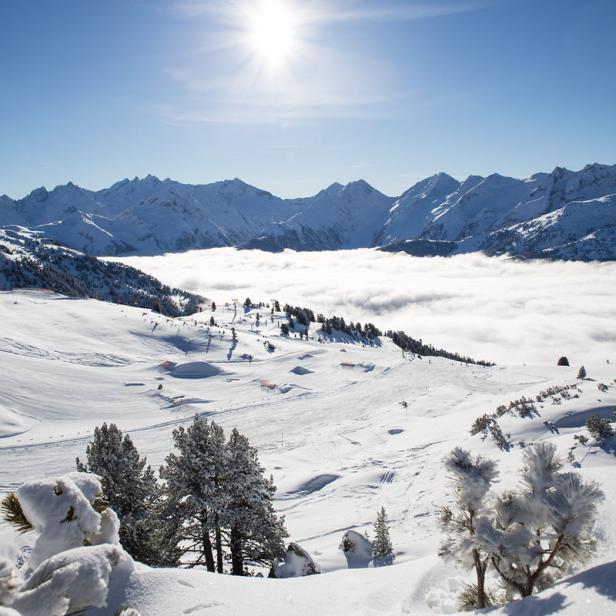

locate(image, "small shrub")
[[586, 415, 614, 445]]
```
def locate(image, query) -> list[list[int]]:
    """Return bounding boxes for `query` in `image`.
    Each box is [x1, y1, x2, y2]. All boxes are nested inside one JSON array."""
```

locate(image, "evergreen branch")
[[0, 492, 33, 533]]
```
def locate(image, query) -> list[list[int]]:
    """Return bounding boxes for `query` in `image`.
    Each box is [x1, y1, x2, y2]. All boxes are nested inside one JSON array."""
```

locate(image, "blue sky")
[[1, 0, 615, 199]]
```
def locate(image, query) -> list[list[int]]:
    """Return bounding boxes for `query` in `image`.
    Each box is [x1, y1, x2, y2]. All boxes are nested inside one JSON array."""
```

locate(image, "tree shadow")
[[562, 559, 616, 600], [486, 591, 568, 615], [485, 560, 616, 614]]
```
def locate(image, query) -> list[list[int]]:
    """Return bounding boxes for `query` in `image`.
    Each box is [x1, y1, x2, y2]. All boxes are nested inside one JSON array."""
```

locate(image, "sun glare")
[[245, 1, 299, 71]]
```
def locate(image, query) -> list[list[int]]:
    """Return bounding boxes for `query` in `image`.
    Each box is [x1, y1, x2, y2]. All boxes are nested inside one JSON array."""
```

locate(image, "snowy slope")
[[2, 162, 615, 260], [1, 289, 615, 614]]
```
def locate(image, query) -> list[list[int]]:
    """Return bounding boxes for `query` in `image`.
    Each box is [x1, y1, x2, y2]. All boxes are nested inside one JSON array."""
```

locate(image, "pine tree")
[[211, 301, 216, 311], [372, 507, 394, 567], [160, 417, 227, 572], [223, 428, 287, 575], [577, 366, 587, 379], [478, 443, 604, 598], [280, 323, 289, 336], [439, 447, 498, 609], [75, 423, 170, 565]]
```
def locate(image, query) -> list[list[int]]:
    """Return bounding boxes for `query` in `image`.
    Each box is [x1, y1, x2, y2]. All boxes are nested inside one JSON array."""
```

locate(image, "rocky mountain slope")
[[1, 163, 615, 260]]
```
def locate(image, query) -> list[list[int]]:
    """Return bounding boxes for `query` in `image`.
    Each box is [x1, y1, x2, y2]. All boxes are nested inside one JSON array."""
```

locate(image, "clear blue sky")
[[1, 0, 615, 199]]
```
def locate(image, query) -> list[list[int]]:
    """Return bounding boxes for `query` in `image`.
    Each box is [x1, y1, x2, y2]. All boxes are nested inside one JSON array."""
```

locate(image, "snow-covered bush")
[[469, 414, 511, 451], [269, 543, 321, 578], [478, 443, 604, 599], [339, 530, 373, 569], [439, 448, 498, 609], [13, 473, 118, 570], [0, 474, 134, 616], [440, 444, 604, 606]]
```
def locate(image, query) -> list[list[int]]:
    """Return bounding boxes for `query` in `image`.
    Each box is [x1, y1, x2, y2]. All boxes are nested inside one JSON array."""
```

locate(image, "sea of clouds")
[[115, 249, 616, 366]]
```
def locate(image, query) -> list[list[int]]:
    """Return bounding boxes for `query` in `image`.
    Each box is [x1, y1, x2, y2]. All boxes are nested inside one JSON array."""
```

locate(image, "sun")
[[245, 1, 299, 71]]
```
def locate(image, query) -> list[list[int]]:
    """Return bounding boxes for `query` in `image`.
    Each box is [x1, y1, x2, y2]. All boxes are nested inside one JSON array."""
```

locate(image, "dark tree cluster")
[[385, 330, 493, 366]]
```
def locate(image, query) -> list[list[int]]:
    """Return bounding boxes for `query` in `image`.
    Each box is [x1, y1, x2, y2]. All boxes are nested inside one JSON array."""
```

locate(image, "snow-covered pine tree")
[[75, 423, 167, 565], [372, 507, 394, 567], [478, 443, 604, 599], [439, 447, 498, 610], [223, 428, 287, 575], [577, 366, 587, 379], [160, 417, 227, 572]]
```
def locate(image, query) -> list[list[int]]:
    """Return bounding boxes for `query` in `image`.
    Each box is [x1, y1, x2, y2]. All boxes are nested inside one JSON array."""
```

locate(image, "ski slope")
[[1, 290, 615, 614]]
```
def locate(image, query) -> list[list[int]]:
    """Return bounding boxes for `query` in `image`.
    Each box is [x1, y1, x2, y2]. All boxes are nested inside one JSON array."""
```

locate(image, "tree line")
[[276, 301, 493, 365]]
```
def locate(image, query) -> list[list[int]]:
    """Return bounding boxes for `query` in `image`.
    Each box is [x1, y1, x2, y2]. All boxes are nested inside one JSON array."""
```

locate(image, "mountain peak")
[[29, 187, 49, 202]]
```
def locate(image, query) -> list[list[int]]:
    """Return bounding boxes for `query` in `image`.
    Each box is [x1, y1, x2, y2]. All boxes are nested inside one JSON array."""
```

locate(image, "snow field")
[[1, 289, 615, 614]]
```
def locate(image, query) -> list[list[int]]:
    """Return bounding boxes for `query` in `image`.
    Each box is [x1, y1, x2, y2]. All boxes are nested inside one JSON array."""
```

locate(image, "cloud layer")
[[115, 249, 616, 366]]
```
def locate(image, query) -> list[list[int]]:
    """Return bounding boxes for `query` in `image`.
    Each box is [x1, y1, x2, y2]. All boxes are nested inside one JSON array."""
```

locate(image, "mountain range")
[[1, 162, 615, 260]]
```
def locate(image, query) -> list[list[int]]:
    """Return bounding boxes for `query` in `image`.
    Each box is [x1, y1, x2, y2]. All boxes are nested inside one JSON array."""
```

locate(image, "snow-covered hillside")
[[1, 290, 615, 614], [2, 163, 615, 260], [0, 228, 204, 316]]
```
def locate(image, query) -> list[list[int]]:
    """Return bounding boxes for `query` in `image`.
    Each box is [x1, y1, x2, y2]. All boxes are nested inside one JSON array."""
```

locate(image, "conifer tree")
[[75, 423, 170, 565], [160, 417, 227, 572], [372, 507, 394, 567], [577, 366, 587, 379], [223, 428, 287, 575]]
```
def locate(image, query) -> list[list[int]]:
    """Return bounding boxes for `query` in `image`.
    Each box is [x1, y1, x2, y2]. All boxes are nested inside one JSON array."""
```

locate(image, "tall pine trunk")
[[201, 512, 216, 572], [215, 517, 223, 573], [230, 526, 244, 576]]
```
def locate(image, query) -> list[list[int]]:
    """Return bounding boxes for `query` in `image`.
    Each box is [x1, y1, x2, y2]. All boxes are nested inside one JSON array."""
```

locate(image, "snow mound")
[[17, 545, 133, 615], [0, 407, 32, 438], [161, 361, 225, 379]]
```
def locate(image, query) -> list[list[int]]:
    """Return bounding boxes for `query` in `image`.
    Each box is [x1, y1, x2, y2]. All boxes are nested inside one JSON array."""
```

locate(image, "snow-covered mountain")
[[243, 180, 394, 251], [1, 162, 615, 260]]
